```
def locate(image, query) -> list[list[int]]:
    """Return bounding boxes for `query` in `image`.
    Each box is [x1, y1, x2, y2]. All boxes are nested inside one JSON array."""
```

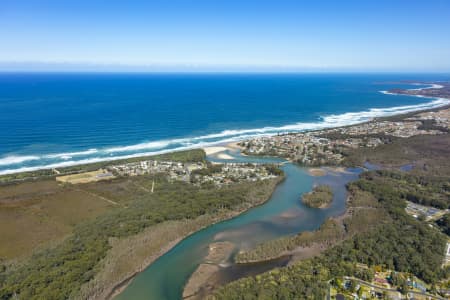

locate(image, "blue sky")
[[1, 0, 450, 71]]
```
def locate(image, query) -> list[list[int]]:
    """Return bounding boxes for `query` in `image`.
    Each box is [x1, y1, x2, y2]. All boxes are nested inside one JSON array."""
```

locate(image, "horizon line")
[[0, 62, 449, 74], [1, 71, 450, 75]]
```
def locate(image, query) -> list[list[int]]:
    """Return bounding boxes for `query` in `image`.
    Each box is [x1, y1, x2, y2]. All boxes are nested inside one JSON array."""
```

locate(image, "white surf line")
[[1, 83, 448, 175], [0, 155, 40, 166], [380, 82, 445, 94]]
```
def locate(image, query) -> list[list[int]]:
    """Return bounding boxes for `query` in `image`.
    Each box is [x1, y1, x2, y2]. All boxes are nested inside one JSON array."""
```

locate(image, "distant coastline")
[[1, 82, 449, 176], [2, 81, 449, 300]]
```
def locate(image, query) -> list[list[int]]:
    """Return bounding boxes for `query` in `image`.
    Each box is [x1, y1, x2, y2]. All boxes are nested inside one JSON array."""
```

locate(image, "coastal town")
[[239, 107, 450, 166], [108, 160, 205, 181], [3, 2, 450, 299], [1, 82, 450, 300], [56, 159, 280, 187]]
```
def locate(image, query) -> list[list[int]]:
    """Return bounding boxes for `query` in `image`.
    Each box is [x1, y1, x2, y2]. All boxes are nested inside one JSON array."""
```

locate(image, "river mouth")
[[116, 148, 361, 300]]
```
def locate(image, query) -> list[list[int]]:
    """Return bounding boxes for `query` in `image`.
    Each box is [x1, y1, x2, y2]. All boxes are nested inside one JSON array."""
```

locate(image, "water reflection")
[[116, 149, 361, 300]]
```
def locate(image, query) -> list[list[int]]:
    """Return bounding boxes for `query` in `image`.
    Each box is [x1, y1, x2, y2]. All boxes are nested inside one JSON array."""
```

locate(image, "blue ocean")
[[0, 73, 448, 174]]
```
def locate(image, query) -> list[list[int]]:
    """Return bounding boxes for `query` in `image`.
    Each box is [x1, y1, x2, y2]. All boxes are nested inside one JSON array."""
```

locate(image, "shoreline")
[[106, 237, 185, 299], [107, 176, 285, 300], [3, 82, 449, 299], [1, 82, 449, 177], [235, 190, 354, 265]]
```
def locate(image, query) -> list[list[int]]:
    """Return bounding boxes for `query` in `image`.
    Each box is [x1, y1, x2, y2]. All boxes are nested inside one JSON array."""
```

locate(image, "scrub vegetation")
[[213, 132, 450, 299], [301, 185, 333, 208], [0, 150, 283, 299], [213, 173, 449, 299]]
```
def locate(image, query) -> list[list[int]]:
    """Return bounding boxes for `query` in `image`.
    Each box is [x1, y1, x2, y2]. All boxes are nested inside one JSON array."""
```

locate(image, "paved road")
[[344, 276, 445, 300]]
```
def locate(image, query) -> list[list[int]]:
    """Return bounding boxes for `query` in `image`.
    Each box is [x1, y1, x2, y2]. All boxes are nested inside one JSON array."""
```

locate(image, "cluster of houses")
[[239, 109, 449, 166], [239, 134, 345, 166], [405, 201, 448, 221], [191, 163, 279, 186], [108, 160, 205, 182], [334, 120, 443, 138], [407, 108, 450, 130], [107, 159, 278, 186], [333, 271, 436, 300]]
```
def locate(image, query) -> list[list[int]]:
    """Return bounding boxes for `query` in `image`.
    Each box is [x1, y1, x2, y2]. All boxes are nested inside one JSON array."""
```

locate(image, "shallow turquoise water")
[[116, 152, 360, 300]]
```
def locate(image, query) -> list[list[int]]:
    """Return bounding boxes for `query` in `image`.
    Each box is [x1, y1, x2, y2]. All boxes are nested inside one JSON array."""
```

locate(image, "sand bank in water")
[[308, 168, 326, 176], [203, 146, 228, 156], [183, 241, 235, 299], [217, 153, 234, 160]]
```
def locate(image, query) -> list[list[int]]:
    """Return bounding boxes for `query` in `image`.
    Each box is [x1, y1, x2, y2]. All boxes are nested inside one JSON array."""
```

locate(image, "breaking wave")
[[0, 155, 40, 166], [1, 85, 448, 175]]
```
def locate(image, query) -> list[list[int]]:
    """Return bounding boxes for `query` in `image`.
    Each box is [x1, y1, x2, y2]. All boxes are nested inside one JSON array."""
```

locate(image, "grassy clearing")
[[0, 180, 114, 260], [0, 149, 206, 261], [0, 168, 282, 299], [0, 149, 206, 184]]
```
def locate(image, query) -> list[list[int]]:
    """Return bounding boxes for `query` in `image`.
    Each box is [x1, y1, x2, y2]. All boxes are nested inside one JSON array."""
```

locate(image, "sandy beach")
[[226, 142, 243, 150], [203, 145, 235, 159], [216, 153, 234, 159], [203, 146, 228, 156]]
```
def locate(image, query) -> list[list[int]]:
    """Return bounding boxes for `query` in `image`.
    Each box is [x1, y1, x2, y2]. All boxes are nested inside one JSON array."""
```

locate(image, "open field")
[[0, 180, 115, 259], [0, 150, 206, 261], [56, 169, 115, 184], [0, 146, 283, 300], [0, 149, 206, 184]]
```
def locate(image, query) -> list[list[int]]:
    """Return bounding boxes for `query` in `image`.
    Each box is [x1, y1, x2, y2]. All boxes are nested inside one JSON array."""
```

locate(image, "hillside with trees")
[[213, 170, 450, 299]]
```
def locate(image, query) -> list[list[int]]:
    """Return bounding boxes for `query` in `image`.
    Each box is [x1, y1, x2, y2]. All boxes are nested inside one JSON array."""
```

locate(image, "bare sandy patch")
[[226, 142, 243, 150], [183, 241, 235, 299], [325, 167, 351, 174], [203, 146, 227, 156], [217, 153, 234, 160], [308, 168, 326, 176]]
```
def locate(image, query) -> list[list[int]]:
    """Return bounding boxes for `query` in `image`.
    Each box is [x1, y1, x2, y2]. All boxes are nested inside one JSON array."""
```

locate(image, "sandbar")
[[308, 168, 326, 176], [217, 153, 234, 160], [203, 146, 227, 156]]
